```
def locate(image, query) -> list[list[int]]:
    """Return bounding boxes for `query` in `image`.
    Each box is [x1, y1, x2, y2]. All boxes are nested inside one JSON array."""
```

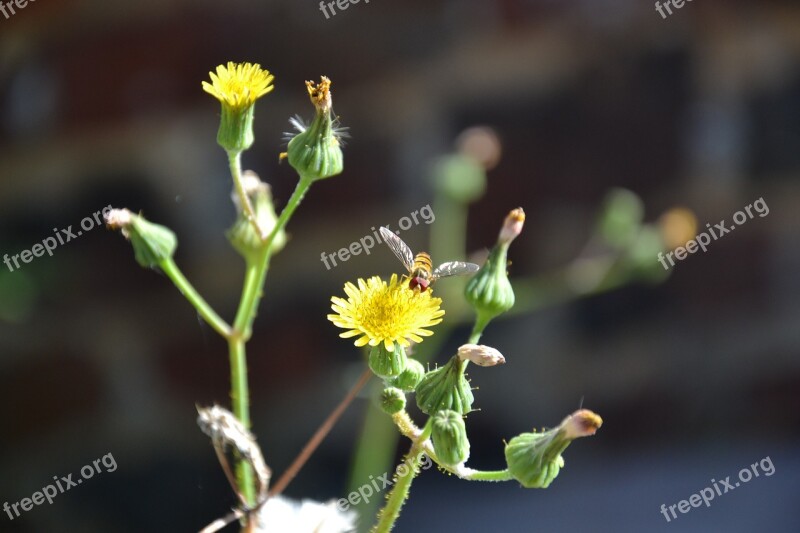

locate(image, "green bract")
[[380, 387, 406, 415], [218, 104, 256, 153], [415, 356, 473, 415], [127, 213, 177, 269], [431, 410, 470, 466], [287, 77, 344, 181], [464, 242, 515, 324], [504, 430, 569, 489], [391, 359, 426, 392], [369, 344, 408, 379]]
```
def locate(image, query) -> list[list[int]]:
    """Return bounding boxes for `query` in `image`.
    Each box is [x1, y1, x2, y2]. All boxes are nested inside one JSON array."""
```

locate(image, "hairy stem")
[[159, 257, 232, 338], [371, 421, 432, 533], [232, 175, 313, 339], [391, 410, 512, 482], [225, 172, 315, 507], [228, 338, 256, 506]]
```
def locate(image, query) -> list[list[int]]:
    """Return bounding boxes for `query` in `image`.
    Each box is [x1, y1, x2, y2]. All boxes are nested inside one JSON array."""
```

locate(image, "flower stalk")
[[371, 420, 433, 533]]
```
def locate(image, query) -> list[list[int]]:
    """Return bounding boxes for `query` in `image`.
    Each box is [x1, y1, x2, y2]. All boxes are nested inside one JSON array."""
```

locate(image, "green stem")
[[228, 150, 265, 240], [423, 446, 511, 481], [228, 338, 256, 506], [158, 257, 232, 338], [371, 421, 433, 533], [232, 174, 313, 338], [224, 169, 314, 506], [390, 411, 512, 482], [348, 193, 470, 519], [467, 313, 490, 344], [232, 261, 264, 341], [462, 469, 513, 482]]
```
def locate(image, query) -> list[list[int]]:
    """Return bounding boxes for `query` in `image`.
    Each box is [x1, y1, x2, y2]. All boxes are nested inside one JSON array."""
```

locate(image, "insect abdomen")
[[412, 252, 433, 273]]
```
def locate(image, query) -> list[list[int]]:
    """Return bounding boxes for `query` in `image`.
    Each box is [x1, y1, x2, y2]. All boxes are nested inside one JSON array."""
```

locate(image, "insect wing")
[[432, 261, 480, 279], [379, 227, 415, 272]]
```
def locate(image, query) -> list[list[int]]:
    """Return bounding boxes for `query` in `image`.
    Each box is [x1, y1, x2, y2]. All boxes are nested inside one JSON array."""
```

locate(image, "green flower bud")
[[379, 387, 406, 415], [390, 358, 426, 392], [226, 171, 286, 262], [415, 355, 473, 415], [464, 208, 524, 328], [286, 77, 344, 181], [597, 188, 644, 249], [505, 409, 602, 489], [625, 225, 669, 283], [504, 432, 566, 489], [369, 344, 407, 379], [431, 154, 486, 204], [464, 245, 514, 324], [431, 410, 470, 466], [105, 208, 177, 269]]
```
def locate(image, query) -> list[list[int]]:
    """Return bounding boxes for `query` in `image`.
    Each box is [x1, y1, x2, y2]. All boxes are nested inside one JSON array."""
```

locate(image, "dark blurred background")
[[1, 1, 799, 532]]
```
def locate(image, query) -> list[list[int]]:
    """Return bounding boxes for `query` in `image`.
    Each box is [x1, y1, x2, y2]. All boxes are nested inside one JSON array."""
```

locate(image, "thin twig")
[[213, 441, 247, 506], [269, 367, 373, 496], [199, 508, 245, 533]]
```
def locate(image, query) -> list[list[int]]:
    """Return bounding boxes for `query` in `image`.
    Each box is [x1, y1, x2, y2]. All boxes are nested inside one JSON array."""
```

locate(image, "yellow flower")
[[202, 62, 274, 111], [328, 274, 445, 350]]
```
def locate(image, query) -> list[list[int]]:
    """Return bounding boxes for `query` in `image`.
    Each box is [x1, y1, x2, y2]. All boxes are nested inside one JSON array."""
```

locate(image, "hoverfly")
[[379, 226, 479, 292]]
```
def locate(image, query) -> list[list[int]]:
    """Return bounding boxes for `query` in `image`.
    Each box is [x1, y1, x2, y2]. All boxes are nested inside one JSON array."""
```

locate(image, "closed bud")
[[624, 225, 669, 282], [226, 171, 286, 262], [431, 410, 470, 466], [498, 207, 525, 245], [391, 358, 426, 392], [505, 409, 602, 489], [457, 344, 505, 367], [597, 188, 644, 249], [286, 77, 344, 181], [415, 355, 473, 415], [380, 387, 406, 415], [105, 208, 177, 269], [464, 208, 523, 328], [464, 244, 515, 325], [431, 154, 487, 204], [369, 343, 408, 379]]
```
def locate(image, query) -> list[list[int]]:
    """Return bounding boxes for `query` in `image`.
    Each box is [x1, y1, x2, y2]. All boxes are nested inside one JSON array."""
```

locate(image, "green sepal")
[[287, 108, 343, 181], [431, 410, 470, 466], [369, 344, 407, 379], [415, 356, 473, 415], [390, 358, 425, 392], [128, 215, 177, 269], [379, 387, 406, 415], [504, 430, 569, 489], [217, 104, 255, 153], [464, 242, 515, 325]]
